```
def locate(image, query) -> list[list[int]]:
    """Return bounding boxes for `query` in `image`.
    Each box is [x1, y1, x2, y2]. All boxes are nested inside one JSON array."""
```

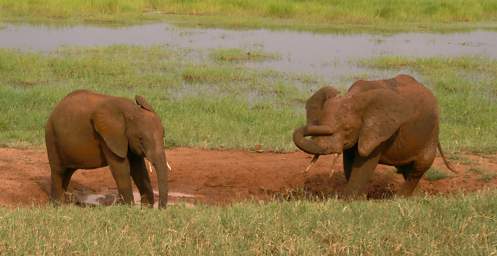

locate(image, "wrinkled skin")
[[293, 74, 453, 198], [45, 90, 169, 208]]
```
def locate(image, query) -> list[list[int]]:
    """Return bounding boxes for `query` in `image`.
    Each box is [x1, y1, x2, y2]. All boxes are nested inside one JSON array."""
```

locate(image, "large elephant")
[[45, 90, 169, 208], [293, 74, 454, 197]]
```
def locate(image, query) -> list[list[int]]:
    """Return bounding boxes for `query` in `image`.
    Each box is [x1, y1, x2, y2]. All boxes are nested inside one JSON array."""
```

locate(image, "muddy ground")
[[0, 147, 496, 207]]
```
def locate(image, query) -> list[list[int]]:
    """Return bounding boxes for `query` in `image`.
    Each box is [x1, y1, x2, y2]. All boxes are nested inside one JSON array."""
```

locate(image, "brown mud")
[[0, 147, 496, 207]]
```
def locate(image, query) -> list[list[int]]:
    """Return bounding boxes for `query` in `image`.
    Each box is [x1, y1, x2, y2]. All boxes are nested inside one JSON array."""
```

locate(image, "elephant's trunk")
[[305, 125, 334, 135], [150, 152, 169, 208], [292, 125, 335, 155]]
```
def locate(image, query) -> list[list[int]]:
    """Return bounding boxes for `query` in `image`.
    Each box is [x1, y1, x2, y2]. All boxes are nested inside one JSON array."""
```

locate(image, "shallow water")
[[1, 23, 497, 80], [73, 189, 197, 207]]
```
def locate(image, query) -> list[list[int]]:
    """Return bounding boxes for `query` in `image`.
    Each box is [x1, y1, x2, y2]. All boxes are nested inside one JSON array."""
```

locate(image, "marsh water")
[[1, 22, 497, 81]]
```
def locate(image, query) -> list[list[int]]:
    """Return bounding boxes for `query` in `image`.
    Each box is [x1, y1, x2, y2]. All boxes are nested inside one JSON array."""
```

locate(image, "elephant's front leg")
[[342, 146, 382, 199], [102, 145, 134, 205], [342, 146, 356, 181], [129, 154, 154, 207]]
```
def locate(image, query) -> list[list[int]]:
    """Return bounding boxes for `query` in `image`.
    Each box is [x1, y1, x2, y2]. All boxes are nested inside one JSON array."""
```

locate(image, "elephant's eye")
[[139, 137, 145, 146]]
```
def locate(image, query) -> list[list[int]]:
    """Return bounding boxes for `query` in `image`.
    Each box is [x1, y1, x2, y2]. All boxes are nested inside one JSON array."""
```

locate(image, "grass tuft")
[[469, 167, 497, 182], [479, 173, 497, 182], [424, 168, 450, 181], [266, 1, 295, 18], [210, 48, 280, 63]]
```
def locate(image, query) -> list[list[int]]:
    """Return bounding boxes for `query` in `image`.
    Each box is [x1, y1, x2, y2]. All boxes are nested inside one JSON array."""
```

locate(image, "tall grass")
[[209, 48, 280, 63], [1, 191, 496, 254], [1, 0, 497, 31]]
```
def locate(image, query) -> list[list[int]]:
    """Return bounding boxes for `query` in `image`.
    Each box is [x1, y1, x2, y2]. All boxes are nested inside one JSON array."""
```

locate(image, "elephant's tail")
[[437, 142, 457, 173]]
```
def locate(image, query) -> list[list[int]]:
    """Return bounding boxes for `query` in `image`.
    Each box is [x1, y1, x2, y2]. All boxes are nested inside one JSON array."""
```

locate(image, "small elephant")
[[293, 74, 454, 197], [45, 90, 169, 208]]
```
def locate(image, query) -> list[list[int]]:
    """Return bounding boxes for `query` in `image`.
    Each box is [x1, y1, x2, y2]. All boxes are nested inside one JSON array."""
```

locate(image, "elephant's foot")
[[397, 178, 421, 197], [396, 162, 427, 197], [140, 193, 155, 207]]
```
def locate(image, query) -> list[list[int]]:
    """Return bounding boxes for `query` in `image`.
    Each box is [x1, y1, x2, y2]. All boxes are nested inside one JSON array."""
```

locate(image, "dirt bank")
[[0, 147, 496, 207]]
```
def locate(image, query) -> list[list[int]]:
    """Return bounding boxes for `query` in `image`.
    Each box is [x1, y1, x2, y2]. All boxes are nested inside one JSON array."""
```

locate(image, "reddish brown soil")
[[1, 147, 496, 207]]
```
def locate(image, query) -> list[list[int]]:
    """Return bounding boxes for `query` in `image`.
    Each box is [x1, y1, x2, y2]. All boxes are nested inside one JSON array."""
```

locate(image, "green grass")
[[0, 46, 317, 151], [359, 56, 497, 153], [469, 167, 486, 175], [210, 48, 280, 63], [424, 168, 450, 181], [2, 0, 497, 32], [469, 167, 497, 182], [1, 191, 496, 254], [448, 154, 474, 165], [1, 47, 497, 154], [479, 173, 497, 182]]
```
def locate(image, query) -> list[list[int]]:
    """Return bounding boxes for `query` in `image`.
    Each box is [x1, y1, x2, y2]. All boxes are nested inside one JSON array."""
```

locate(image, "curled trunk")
[[293, 126, 335, 155], [305, 86, 339, 125]]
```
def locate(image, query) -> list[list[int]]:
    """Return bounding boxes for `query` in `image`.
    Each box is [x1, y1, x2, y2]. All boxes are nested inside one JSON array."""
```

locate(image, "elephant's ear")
[[358, 90, 411, 157], [305, 86, 339, 125], [92, 103, 128, 158], [135, 95, 155, 112]]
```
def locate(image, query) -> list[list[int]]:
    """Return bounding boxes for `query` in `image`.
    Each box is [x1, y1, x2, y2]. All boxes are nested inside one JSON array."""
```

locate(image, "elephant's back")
[[48, 90, 107, 121], [394, 75, 439, 132], [46, 90, 110, 167], [349, 74, 434, 95], [349, 74, 438, 114], [395, 75, 439, 119], [395, 75, 435, 98]]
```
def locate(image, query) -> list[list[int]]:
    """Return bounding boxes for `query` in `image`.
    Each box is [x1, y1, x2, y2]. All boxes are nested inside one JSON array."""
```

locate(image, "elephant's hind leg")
[[49, 166, 77, 204], [129, 154, 154, 207], [397, 146, 436, 197], [50, 167, 76, 204], [46, 130, 66, 204], [396, 163, 423, 196], [396, 165, 425, 197]]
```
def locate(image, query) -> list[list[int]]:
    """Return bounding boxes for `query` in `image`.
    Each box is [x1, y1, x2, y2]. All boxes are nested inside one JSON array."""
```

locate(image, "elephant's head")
[[293, 86, 410, 157], [92, 95, 169, 208]]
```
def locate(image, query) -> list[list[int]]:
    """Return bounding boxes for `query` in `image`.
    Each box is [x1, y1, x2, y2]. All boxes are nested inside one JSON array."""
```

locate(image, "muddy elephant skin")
[[293, 74, 454, 197], [45, 90, 169, 208]]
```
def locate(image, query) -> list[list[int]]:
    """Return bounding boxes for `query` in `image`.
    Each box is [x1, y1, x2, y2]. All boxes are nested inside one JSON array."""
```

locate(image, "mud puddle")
[[1, 23, 497, 80], [72, 190, 197, 208]]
